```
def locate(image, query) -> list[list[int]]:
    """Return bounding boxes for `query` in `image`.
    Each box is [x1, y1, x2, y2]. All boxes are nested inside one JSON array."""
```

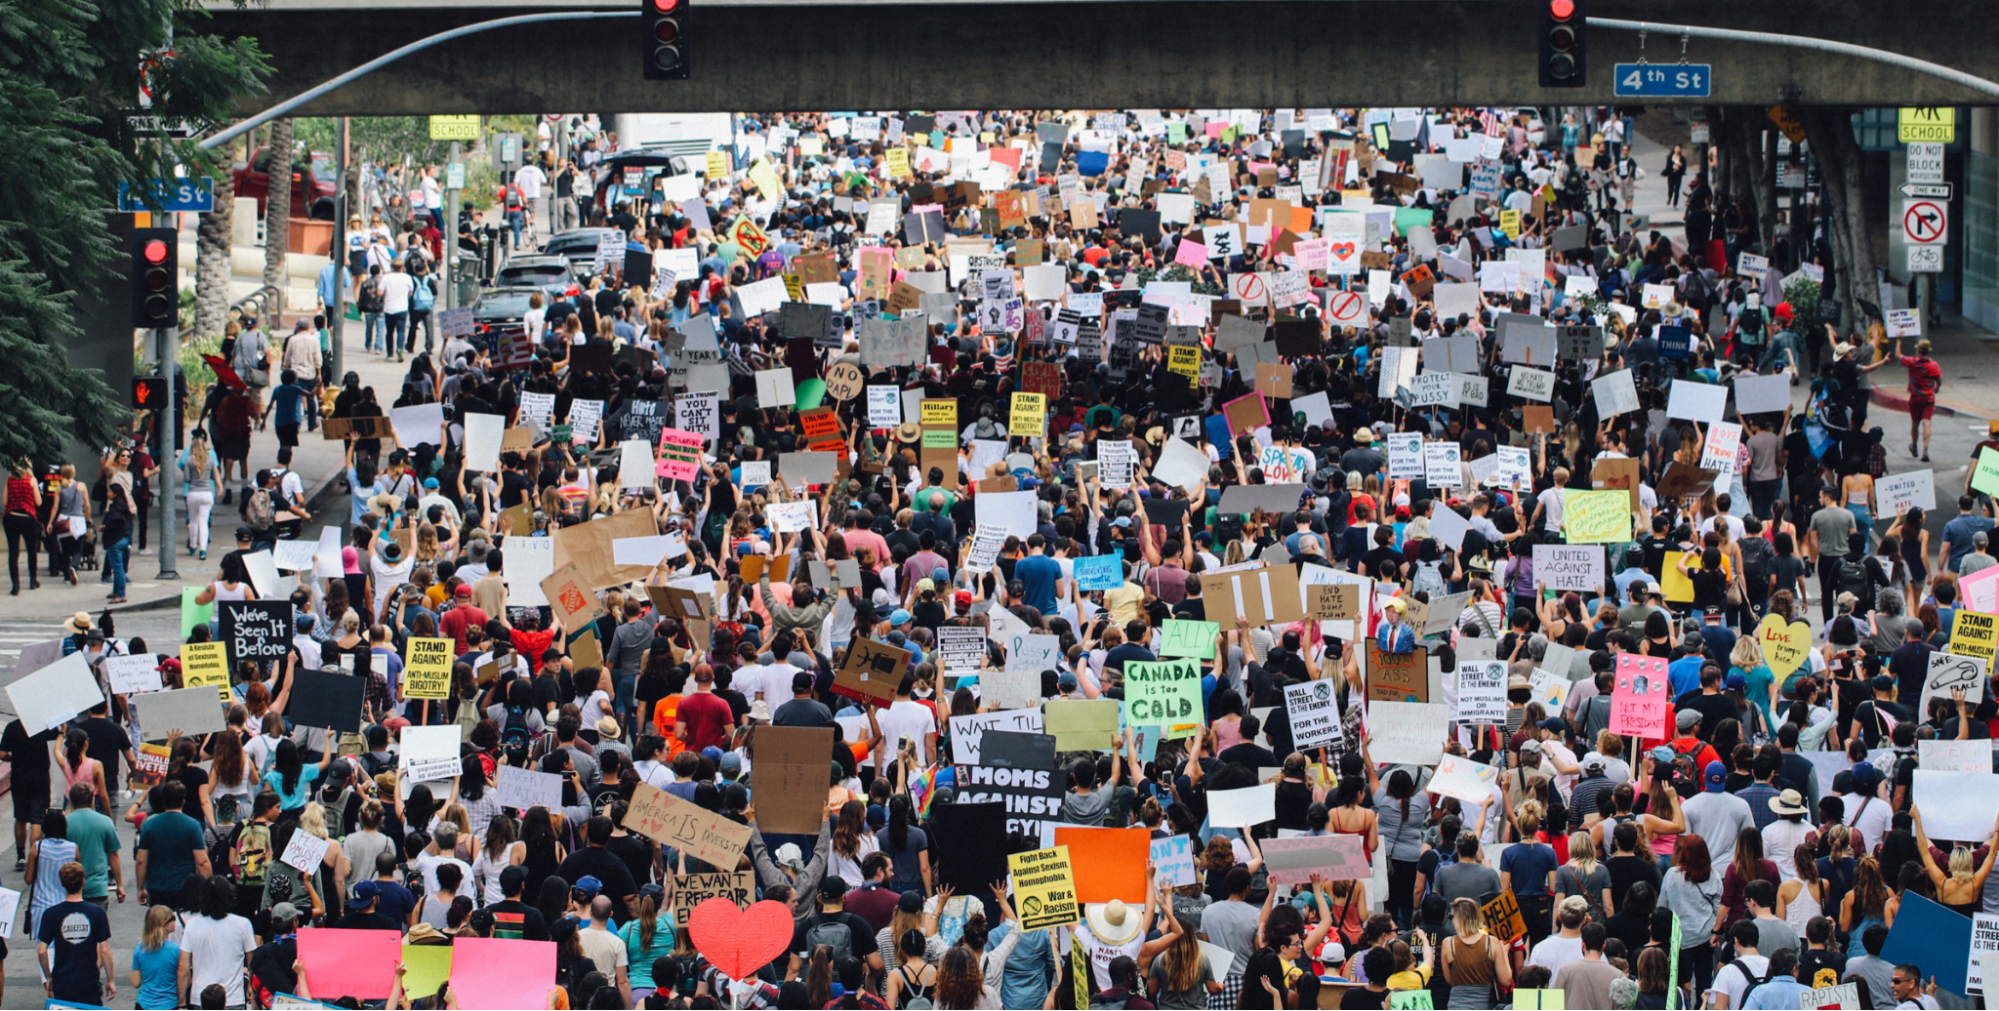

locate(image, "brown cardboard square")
[[1522, 405, 1556, 433], [738, 555, 792, 584], [1309, 584, 1361, 621], [542, 563, 605, 629], [1201, 565, 1306, 631], [1254, 363, 1295, 399], [834, 638, 911, 707], [1366, 643, 1429, 702], [750, 726, 836, 833]]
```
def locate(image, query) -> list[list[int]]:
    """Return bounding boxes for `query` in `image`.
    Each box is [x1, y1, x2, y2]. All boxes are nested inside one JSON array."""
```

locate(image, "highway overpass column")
[[328, 117, 348, 381]]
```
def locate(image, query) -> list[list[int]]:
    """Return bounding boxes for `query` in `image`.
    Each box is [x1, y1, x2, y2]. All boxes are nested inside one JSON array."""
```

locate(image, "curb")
[[109, 463, 348, 616], [1870, 386, 1992, 422]]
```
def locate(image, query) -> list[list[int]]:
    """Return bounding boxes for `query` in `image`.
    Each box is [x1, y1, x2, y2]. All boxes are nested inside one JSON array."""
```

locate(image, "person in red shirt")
[[674, 663, 736, 752], [1898, 337, 1944, 461], [510, 613, 557, 673], [437, 584, 488, 655]]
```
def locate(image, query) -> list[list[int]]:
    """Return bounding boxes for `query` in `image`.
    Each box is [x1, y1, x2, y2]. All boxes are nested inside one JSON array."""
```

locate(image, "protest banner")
[[1366, 642, 1429, 703], [624, 783, 756, 868], [1123, 658, 1203, 727], [1532, 545, 1603, 592], [1454, 660, 1508, 724], [1285, 679, 1344, 749]]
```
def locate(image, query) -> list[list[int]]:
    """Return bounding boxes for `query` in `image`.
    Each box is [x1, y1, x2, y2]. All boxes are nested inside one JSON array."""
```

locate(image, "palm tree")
[[262, 118, 294, 307]]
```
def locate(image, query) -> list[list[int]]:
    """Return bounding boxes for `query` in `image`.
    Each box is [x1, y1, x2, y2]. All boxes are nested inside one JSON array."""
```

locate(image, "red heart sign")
[[688, 897, 796, 980], [1330, 242, 1356, 261]]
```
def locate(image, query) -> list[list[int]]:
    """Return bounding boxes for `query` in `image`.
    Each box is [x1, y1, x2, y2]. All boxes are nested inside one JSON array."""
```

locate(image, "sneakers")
[[1911, 440, 1919, 457]]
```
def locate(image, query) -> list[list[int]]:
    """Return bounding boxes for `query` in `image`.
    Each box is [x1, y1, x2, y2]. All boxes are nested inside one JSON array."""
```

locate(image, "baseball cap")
[[454, 584, 472, 598], [500, 865, 528, 892], [1581, 753, 1608, 772], [955, 590, 973, 606], [1110, 516, 1132, 528], [1519, 739, 1543, 755], [1851, 761, 1881, 790], [235, 525, 255, 541], [1058, 671, 1078, 689], [792, 671, 815, 693], [1538, 717, 1569, 734], [719, 753, 742, 774], [1724, 672, 1747, 691], [1650, 746, 1676, 764], [351, 880, 380, 903], [575, 875, 603, 896], [270, 901, 301, 924], [1703, 760, 1727, 791], [1871, 674, 1896, 692]]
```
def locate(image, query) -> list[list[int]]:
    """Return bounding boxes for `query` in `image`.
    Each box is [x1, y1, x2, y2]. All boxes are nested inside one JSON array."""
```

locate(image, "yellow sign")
[[1008, 845, 1079, 930], [1660, 550, 1695, 603], [1499, 209, 1521, 239], [747, 160, 783, 202], [1899, 107, 1957, 144], [427, 115, 480, 141], [1563, 490, 1633, 544], [782, 273, 804, 303], [1766, 104, 1808, 145], [1010, 391, 1047, 437], [884, 147, 911, 180], [1168, 345, 1201, 378], [403, 637, 455, 699], [705, 150, 729, 179], [920, 399, 956, 428], [730, 217, 770, 257], [179, 642, 230, 702], [1952, 609, 1998, 663]]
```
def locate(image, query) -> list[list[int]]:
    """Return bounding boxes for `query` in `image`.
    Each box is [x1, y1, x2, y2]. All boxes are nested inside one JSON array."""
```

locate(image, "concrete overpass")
[[208, 0, 1999, 116]]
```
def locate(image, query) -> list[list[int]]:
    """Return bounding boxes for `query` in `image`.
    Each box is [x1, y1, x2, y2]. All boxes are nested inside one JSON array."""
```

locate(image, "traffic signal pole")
[[156, 324, 178, 579]]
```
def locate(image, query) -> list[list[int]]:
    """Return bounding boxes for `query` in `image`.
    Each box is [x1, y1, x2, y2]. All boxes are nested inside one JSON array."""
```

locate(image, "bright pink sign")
[[1174, 240, 1210, 269], [1609, 653, 1672, 738], [448, 937, 558, 1010], [297, 927, 401, 1000]]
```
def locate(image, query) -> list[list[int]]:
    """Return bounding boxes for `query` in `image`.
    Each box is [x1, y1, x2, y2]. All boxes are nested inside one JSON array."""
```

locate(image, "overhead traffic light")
[[132, 376, 166, 411], [1539, 0, 1586, 88], [130, 227, 177, 328], [643, 0, 686, 80]]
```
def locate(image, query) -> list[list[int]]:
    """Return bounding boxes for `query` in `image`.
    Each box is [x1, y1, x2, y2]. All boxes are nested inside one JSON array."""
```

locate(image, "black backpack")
[[502, 704, 534, 768]]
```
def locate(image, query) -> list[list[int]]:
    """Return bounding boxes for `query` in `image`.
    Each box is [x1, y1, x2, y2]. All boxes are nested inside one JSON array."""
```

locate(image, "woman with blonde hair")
[[1555, 831, 1613, 924], [128, 903, 181, 1009], [1727, 635, 1778, 735], [1912, 806, 1999, 915], [178, 430, 220, 561], [1440, 895, 1512, 1008], [414, 521, 441, 564]]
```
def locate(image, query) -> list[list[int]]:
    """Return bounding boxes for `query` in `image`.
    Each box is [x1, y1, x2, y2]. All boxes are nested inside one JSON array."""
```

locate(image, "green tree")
[[0, 0, 268, 465]]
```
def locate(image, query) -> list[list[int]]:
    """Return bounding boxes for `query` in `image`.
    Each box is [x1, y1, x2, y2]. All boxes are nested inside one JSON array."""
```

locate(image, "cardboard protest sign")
[[1053, 827, 1150, 904], [1207, 784, 1277, 828], [102, 654, 163, 695], [834, 638, 911, 707], [949, 709, 1044, 766], [624, 783, 755, 869], [1532, 545, 1604, 592], [1009, 846, 1080, 930], [552, 508, 659, 589], [749, 726, 835, 834], [1158, 619, 1219, 659], [1152, 834, 1198, 887], [1481, 891, 1527, 943], [1609, 654, 1672, 737], [667, 870, 754, 927], [1200, 564, 1305, 631], [1366, 643, 1429, 703]]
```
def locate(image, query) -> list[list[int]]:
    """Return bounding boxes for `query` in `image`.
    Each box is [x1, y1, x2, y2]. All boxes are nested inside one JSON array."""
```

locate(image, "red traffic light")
[[1549, 0, 1574, 19], [142, 239, 169, 264], [653, 0, 677, 11]]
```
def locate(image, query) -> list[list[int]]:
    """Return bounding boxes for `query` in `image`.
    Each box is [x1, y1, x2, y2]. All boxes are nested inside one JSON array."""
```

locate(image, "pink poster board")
[[1609, 653, 1672, 738], [297, 927, 401, 1000], [449, 937, 558, 1010]]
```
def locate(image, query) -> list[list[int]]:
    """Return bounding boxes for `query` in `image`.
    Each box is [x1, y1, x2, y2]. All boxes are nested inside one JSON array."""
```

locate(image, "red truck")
[[233, 146, 338, 220]]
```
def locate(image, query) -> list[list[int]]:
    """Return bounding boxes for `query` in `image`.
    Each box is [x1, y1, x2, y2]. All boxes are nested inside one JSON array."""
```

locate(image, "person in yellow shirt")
[[1100, 556, 1146, 625], [1383, 929, 1436, 992]]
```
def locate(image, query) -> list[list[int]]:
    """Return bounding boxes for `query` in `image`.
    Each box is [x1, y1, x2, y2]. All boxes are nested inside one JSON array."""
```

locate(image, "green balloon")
[[794, 378, 827, 411]]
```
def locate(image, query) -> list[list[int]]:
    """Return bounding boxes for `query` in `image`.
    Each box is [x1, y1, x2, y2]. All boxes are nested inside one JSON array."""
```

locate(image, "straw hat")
[[1084, 899, 1145, 945], [62, 612, 93, 635]]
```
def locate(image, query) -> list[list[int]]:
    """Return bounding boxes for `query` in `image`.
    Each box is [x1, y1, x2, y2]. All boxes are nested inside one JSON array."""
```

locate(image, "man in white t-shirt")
[[420, 165, 443, 227], [876, 678, 937, 772], [1705, 921, 1769, 1010], [379, 259, 416, 361], [180, 890, 257, 1006], [1527, 896, 1588, 974], [516, 162, 548, 236]]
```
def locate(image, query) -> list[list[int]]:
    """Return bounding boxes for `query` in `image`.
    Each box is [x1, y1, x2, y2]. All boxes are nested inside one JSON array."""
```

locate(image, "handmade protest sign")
[[1754, 613, 1814, 679], [1454, 660, 1507, 724], [131, 686, 229, 742], [1563, 489, 1632, 543], [1610, 654, 1672, 737], [1045, 698, 1120, 750], [1285, 679, 1344, 748], [1158, 619, 1219, 659], [1532, 545, 1603, 592], [1954, 610, 1999, 663], [1481, 891, 1527, 943], [8, 652, 103, 733], [624, 783, 756, 868], [448, 938, 557, 1011], [178, 641, 229, 702], [1366, 643, 1429, 703], [1921, 651, 1989, 715], [1151, 834, 1198, 887], [1366, 702, 1448, 765], [1122, 658, 1203, 727], [1261, 835, 1370, 883], [949, 709, 1044, 765], [834, 638, 911, 707], [220, 600, 292, 666], [103, 654, 163, 695], [1073, 553, 1124, 592], [297, 928, 401, 1000], [495, 765, 565, 811], [749, 726, 836, 834], [1053, 827, 1150, 904], [399, 725, 462, 782]]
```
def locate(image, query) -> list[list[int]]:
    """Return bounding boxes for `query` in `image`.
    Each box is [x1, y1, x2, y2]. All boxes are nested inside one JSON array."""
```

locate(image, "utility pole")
[[155, 323, 177, 579], [328, 116, 348, 380], [445, 140, 462, 309]]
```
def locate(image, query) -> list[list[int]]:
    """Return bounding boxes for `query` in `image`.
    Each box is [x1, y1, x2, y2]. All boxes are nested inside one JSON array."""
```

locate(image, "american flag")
[[1479, 109, 1503, 138]]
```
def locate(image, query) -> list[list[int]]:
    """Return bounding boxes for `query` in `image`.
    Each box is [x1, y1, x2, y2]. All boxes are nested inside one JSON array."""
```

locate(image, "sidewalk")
[[15, 311, 416, 620]]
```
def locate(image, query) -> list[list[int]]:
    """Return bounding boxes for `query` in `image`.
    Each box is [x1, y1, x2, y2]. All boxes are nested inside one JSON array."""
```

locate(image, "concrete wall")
[[210, 0, 1999, 116]]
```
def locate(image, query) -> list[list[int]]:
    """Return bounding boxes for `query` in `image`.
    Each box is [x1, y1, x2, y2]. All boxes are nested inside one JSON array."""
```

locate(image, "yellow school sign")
[[1899, 107, 1956, 144]]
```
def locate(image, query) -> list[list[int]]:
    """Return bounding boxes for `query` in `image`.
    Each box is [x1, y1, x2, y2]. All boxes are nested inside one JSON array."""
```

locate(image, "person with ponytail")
[[619, 883, 674, 1003], [876, 794, 930, 894], [261, 737, 334, 815], [1375, 764, 1430, 930], [59, 728, 108, 816], [805, 944, 837, 1007]]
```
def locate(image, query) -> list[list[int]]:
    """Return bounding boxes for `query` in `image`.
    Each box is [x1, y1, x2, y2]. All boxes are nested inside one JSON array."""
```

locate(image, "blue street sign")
[[1613, 63, 1713, 98], [117, 177, 215, 213]]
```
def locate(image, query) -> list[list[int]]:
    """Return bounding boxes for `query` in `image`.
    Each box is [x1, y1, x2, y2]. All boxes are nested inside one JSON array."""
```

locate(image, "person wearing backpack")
[[791, 876, 883, 978], [224, 792, 280, 919], [356, 263, 387, 355], [882, 929, 937, 1009], [1705, 920, 1770, 1009]]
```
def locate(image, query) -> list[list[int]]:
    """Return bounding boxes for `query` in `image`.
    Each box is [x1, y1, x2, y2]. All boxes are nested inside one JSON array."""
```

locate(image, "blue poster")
[[1880, 893, 1970, 995], [1073, 553, 1123, 592]]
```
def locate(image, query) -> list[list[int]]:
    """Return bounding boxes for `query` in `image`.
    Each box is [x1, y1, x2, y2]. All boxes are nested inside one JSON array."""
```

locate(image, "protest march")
[[5, 103, 1995, 1011]]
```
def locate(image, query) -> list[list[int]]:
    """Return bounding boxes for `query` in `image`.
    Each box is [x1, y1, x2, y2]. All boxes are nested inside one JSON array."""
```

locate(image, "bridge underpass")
[[208, 0, 1999, 116]]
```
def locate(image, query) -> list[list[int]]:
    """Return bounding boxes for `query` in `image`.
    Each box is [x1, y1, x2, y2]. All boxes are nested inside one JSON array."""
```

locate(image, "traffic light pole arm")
[[197, 10, 634, 152], [1587, 17, 1999, 100]]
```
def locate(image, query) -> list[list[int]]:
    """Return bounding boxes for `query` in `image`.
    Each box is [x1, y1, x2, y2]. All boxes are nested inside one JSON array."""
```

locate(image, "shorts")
[[1909, 397, 1936, 422], [276, 423, 300, 448], [12, 786, 47, 824]]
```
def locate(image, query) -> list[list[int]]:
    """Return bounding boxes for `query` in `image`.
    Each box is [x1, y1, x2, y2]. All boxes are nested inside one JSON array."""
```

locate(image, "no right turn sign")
[[1903, 199, 1949, 245]]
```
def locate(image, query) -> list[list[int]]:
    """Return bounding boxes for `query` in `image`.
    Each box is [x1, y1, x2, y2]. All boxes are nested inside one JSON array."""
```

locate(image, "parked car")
[[233, 146, 338, 220], [540, 228, 626, 274]]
